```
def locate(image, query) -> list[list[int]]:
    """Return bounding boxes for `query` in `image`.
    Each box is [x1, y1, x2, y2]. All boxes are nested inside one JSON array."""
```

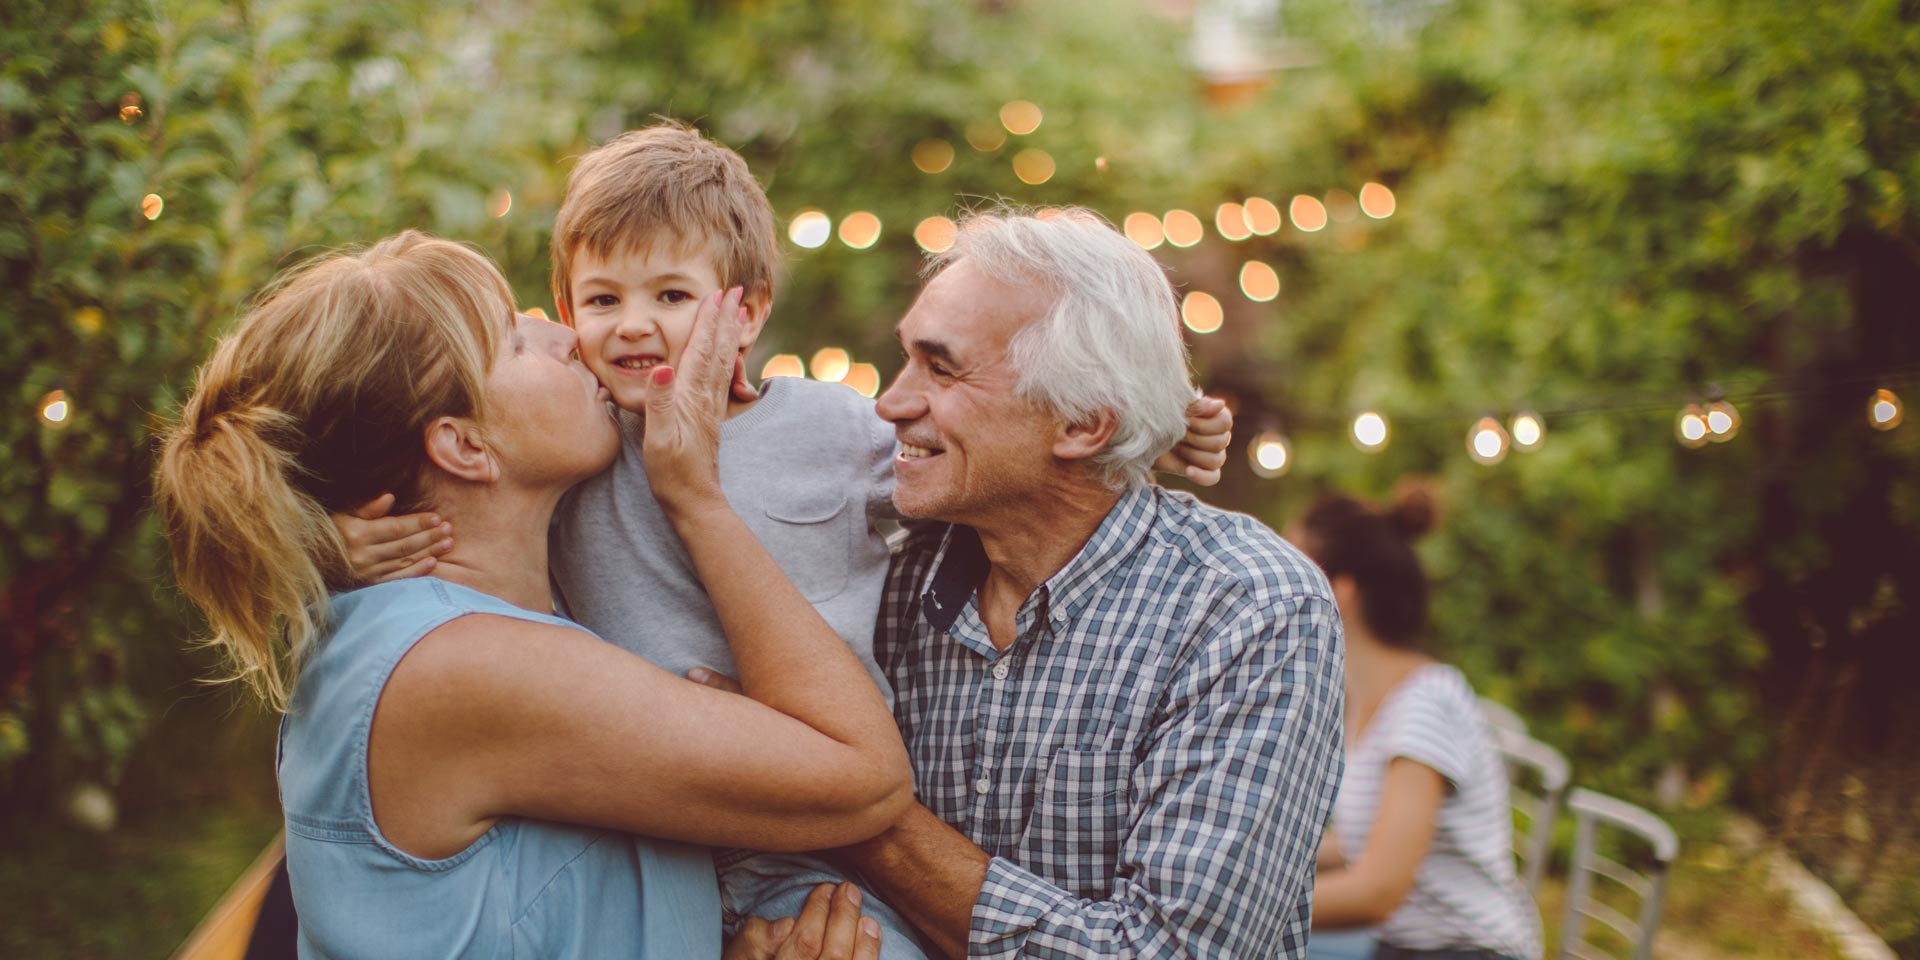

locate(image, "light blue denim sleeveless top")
[[278, 577, 722, 959]]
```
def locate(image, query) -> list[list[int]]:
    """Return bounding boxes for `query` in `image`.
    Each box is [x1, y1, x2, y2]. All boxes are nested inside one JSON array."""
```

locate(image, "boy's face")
[[565, 240, 768, 412]]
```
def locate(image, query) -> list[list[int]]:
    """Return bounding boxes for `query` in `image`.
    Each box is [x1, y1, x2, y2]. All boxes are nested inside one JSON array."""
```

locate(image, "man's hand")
[[330, 493, 452, 584], [723, 882, 882, 960], [1155, 395, 1234, 486]]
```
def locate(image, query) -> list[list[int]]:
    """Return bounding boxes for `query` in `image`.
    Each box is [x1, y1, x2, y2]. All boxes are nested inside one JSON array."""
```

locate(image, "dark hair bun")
[[1387, 479, 1438, 540]]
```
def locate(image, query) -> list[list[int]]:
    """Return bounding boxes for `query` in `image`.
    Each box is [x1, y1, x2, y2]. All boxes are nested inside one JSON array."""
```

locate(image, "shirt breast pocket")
[[759, 491, 853, 602], [1017, 747, 1134, 895]]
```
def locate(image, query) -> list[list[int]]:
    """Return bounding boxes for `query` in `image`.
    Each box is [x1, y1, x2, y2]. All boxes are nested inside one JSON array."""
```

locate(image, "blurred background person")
[[1293, 486, 1541, 960]]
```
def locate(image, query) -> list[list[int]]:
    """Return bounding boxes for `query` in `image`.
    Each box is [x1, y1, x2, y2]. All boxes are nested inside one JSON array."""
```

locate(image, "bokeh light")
[[1239, 261, 1280, 302], [810, 347, 852, 383], [1352, 411, 1388, 451], [1181, 292, 1223, 334], [488, 188, 512, 218], [965, 120, 1007, 152], [913, 139, 955, 174], [1468, 416, 1510, 465], [1243, 197, 1282, 235], [72, 307, 103, 334], [788, 209, 831, 248], [761, 354, 806, 380], [1676, 403, 1709, 448], [1706, 399, 1740, 442], [1289, 195, 1327, 232], [522, 307, 549, 322], [1012, 149, 1056, 185], [141, 193, 163, 220], [1869, 388, 1903, 430], [1249, 430, 1291, 478], [999, 100, 1043, 135], [1215, 203, 1251, 241], [838, 211, 882, 249], [842, 362, 881, 399], [118, 93, 143, 124], [1163, 209, 1204, 248], [38, 390, 71, 428], [1124, 212, 1165, 250], [1359, 182, 1397, 219], [1511, 411, 1545, 450], [914, 216, 958, 253]]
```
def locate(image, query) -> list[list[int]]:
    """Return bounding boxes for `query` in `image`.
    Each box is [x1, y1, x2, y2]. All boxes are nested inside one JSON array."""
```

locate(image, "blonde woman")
[[155, 232, 910, 959]]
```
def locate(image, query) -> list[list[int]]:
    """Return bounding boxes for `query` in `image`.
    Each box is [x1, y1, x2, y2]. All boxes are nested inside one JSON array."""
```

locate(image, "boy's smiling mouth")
[[608, 353, 666, 375]]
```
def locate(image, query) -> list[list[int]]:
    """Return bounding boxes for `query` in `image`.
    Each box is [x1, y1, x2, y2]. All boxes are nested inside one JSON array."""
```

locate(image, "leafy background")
[[4, 0, 1916, 954]]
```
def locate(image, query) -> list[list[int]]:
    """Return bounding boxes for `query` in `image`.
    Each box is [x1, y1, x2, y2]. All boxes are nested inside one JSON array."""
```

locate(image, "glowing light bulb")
[[488, 188, 512, 218], [912, 139, 955, 174], [141, 193, 163, 220], [1869, 388, 1903, 430], [1705, 400, 1740, 441], [1352, 412, 1388, 451], [761, 354, 806, 380], [1510, 411, 1544, 450], [810, 347, 852, 383], [1012, 149, 1055, 185], [1359, 182, 1396, 219], [38, 390, 71, 427], [1676, 404, 1709, 448], [999, 100, 1043, 135], [1467, 416, 1510, 465], [1181, 292, 1223, 334], [788, 210, 831, 249], [838, 211, 882, 249], [842, 363, 881, 398], [1249, 430, 1291, 478], [1289, 195, 1327, 232], [1123, 213, 1165, 250], [1243, 197, 1282, 235], [1215, 203, 1251, 241], [1162, 210, 1204, 248], [914, 216, 957, 253], [965, 120, 1007, 152], [1239, 261, 1280, 302]]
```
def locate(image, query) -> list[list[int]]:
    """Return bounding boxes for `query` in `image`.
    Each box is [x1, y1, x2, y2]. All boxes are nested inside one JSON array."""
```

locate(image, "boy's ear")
[[738, 287, 773, 354], [1052, 409, 1119, 464], [423, 416, 498, 484]]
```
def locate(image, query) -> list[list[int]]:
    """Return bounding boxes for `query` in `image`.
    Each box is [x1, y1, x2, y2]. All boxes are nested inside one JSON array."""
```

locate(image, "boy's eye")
[[659, 290, 694, 305], [586, 294, 618, 308]]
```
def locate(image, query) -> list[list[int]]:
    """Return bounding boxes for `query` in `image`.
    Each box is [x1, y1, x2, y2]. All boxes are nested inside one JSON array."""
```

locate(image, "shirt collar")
[[918, 484, 1160, 635]]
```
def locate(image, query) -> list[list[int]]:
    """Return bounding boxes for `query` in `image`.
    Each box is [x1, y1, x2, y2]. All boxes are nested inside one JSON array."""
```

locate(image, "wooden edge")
[[170, 832, 287, 960]]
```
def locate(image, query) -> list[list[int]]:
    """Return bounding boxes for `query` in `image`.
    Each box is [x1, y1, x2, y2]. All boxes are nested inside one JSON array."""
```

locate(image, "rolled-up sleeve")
[[968, 593, 1346, 959]]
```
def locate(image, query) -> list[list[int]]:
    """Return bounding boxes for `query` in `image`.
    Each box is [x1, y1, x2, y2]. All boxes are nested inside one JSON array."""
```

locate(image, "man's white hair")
[[929, 206, 1197, 490]]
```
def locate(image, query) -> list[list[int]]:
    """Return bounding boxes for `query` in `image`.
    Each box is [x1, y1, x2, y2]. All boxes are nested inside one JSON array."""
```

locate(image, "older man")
[[843, 208, 1345, 959]]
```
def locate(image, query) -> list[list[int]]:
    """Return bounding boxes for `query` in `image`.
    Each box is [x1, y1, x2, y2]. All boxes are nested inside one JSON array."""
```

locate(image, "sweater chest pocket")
[[1017, 748, 1134, 894], [757, 490, 853, 602]]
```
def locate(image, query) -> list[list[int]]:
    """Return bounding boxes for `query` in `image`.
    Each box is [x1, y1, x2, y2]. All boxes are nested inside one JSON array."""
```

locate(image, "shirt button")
[[974, 777, 992, 795], [991, 660, 1011, 680]]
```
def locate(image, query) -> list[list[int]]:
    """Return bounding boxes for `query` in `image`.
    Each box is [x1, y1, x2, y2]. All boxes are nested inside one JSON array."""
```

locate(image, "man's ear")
[[738, 287, 773, 354], [423, 416, 497, 484], [1053, 409, 1119, 464]]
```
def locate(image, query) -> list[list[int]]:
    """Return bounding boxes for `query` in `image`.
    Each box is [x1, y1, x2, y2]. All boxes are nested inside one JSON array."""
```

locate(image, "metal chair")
[[1556, 788, 1679, 960], [1493, 729, 1570, 896]]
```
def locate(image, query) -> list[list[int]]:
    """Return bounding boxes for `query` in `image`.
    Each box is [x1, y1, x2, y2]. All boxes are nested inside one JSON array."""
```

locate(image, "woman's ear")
[[423, 416, 497, 483], [1053, 409, 1119, 464]]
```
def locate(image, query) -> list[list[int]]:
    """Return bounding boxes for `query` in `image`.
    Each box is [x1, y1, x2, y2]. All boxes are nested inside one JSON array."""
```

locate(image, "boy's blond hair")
[[551, 121, 777, 316]]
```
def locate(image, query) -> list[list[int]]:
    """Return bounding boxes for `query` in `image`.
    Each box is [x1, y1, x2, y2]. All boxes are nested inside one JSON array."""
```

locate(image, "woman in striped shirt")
[[1295, 487, 1541, 960]]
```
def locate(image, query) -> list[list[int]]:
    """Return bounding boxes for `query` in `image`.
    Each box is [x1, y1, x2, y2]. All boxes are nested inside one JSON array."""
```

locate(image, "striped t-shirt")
[[1329, 663, 1541, 959]]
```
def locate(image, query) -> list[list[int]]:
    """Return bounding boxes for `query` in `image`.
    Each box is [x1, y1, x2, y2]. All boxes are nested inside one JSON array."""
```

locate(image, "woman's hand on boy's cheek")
[[1155, 395, 1233, 486], [330, 492, 454, 584]]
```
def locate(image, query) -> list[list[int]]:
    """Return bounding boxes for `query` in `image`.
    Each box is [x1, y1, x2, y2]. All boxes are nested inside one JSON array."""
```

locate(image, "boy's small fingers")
[[347, 492, 396, 520], [1184, 430, 1232, 453], [372, 553, 436, 584]]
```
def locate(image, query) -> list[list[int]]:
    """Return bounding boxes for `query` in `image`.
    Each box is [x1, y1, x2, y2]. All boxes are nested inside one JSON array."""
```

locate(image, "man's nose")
[[875, 368, 923, 423]]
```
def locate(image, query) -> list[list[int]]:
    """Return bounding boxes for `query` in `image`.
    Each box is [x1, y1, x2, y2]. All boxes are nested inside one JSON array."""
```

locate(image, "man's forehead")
[[899, 262, 1041, 355]]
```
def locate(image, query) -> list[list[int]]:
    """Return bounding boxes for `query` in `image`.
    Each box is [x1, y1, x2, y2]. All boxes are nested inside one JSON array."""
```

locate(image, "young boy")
[[342, 121, 1230, 956]]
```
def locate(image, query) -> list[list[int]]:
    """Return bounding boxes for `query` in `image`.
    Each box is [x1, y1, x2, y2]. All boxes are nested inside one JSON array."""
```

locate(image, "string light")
[[761, 354, 806, 379], [1468, 416, 1510, 465], [1289, 195, 1327, 232], [141, 193, 163, 220], [912, 139, 955, 174], [1123, 212, 1165, 250], [1352, 412, 1389, 451], [843, 363, 881, 398], [1869, 388, 1903, 430], [1676, 403, 1709, 448], [38, 390, 71, 428], [965, 120, 1007, 152], [788, 210, 831, 249], [1705, 399, 1740, 442], [1511, 411, 1544, 450], [1239, 261, 1280, 302], [1163, 210, 1204, 247], [810, 348, 851, 383], [1243, 197, 1282, 235], [1181, 292, 1224, 334], [1012, 149, 1056, 185], [999, 100, 1043, 135], [1359, 182, 1396, 219], [838, 211, 882, 249], [1215, 203, 1252, 241], [1325, 189, 1359, 223], [488, 188, 512, 218], [914, 216, 957, 253], [1249, 430, 1292, 478]]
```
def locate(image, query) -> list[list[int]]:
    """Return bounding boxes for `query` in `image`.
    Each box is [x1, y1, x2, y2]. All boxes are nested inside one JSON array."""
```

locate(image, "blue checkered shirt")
[[876, 485, 1345, 958]]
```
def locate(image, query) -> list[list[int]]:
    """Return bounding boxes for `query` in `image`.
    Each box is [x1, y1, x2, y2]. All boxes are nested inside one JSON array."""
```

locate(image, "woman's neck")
[[1342, 626, 1433, 740], [423, 484, 563, 614]]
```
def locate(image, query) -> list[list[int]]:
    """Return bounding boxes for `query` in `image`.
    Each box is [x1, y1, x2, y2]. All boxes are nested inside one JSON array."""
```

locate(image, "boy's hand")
[[732, 353, 761, 403], [1156, 395, 1234, 486], [330, 493, 453, 585]]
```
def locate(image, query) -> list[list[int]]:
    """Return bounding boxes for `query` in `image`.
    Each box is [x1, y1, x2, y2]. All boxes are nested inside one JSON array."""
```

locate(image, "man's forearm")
[[839, 803, 990, 959]]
